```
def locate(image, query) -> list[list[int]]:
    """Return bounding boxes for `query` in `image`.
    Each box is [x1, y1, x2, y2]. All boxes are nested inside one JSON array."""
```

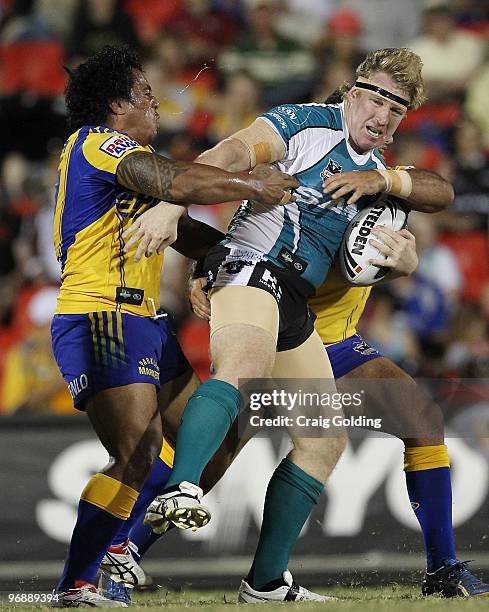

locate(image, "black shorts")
[[204, 244, 316, 352]]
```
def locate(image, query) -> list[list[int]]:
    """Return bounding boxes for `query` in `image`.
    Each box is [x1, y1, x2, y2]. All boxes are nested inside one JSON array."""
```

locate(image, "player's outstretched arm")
[[116, 150, 297, 206], [323, 168, 454, 213], [196, 119, 287, 172]]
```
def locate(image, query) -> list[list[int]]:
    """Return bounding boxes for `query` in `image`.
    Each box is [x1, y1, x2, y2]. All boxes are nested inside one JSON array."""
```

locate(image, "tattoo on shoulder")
[[117, 152, 190, 200]]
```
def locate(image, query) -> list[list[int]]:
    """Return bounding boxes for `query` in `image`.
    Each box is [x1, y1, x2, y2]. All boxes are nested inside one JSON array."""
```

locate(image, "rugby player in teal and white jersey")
[[127, 48, 454, 602]]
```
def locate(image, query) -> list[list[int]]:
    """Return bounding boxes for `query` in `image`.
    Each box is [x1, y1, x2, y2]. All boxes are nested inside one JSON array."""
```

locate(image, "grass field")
[[3, 586, 489, 611]]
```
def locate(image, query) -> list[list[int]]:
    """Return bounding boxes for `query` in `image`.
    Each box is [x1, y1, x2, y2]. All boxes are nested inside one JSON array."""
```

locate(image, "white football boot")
[[53, 583, 127, 607], [144, 481, 211, 532], [238, 570, 336, 603], [100, 539, 150, 587]]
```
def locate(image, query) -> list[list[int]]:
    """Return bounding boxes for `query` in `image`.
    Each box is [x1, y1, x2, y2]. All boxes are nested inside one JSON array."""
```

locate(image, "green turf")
[[3, 586, 489, 611]]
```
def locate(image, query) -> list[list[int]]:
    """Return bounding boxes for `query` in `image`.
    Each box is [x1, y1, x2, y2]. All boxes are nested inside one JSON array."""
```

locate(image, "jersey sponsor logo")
[[320, 158, 343, 181], [116, 286, 145, 306], [259, 268, 282, 301], [351, 204, 385, 256], [353, 340, 379, 356], [100, 134, 141, 158]]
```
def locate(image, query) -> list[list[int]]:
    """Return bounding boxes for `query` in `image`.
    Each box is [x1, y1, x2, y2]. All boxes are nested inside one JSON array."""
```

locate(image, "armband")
[[376, 169, 413, 198], [231, 119, 286, 166]]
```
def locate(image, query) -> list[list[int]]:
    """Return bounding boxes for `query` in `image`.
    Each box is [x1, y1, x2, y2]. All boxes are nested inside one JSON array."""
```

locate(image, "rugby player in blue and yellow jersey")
[[51, 45, 297, 607]]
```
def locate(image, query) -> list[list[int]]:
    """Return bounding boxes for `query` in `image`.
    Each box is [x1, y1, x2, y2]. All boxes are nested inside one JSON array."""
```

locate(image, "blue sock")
[[113, 457, 172, 545], [129, 520, 163, 561], [57, 475, 138, 591], [404, 445, 456, 571], [165, 379, 242, 488]]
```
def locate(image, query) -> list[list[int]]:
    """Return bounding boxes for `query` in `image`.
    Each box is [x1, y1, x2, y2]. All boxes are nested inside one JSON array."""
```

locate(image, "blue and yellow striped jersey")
[[310, 265, 372, 345], [54, 126, 163, 317]]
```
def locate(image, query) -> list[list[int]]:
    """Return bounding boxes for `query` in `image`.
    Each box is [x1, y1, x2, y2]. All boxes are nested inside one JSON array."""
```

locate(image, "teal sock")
[[247, 457, 324, 590], [165, 379, 243, 488]]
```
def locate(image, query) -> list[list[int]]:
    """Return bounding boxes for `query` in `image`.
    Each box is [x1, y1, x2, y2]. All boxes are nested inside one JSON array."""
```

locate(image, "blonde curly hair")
[[339, 48, 426, 110]]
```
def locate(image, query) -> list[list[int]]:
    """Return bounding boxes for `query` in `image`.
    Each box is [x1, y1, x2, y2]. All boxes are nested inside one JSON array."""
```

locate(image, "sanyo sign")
[[36, 433, 489, 548]]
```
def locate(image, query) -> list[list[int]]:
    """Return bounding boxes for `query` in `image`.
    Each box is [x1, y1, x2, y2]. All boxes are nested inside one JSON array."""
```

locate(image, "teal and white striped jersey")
[[224, 102, 387, 290]]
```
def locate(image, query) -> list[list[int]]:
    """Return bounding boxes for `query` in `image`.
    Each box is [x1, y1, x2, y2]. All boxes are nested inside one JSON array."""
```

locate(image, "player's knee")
[[214, 348, 275, 383], [294, 434, 346, 465]]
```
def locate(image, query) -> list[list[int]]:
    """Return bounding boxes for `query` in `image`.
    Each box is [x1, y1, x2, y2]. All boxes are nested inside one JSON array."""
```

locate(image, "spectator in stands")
[[313, 9, 364, 100], [219, 0, 316, 105], [123, 0, 185, 48], [1, 286, 72, 414], [0, 153, 24, 278], [67, 0, 140, 63], [445, 304, 489, 377], [0, 0, 67, 158], [207, 69, 263, 144], [167, 0, 241, 66], [465, 57, 489, 149], [409, 0, 485, 101], [275, 0, 334, 47], [36, 0, 78, 40], [340, 0, 420, 52], [144, 32, 210, 144], [451, 118, 489, 220], [409, 213, 463, 302]]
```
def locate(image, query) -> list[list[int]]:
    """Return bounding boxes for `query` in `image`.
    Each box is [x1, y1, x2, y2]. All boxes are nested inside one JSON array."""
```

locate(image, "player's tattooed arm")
[[117, 152, 190, 200], [117, 151, 298, 206]]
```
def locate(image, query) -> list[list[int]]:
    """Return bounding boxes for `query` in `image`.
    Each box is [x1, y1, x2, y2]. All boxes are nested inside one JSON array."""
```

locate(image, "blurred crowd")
[[1, 0, 489, 414]]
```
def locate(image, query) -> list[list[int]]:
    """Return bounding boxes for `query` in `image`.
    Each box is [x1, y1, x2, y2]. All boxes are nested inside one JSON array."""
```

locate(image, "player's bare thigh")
[[338, 357, 444, 446], [209, 285, 279, 386]]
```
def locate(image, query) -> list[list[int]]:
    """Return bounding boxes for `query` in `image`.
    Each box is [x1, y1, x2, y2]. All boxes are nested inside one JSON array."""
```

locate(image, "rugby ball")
[[339, 195, 408, 286]]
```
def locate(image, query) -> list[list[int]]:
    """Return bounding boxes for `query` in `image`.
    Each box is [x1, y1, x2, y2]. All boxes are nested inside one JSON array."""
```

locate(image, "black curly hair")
[[65, 46, 143, 132]]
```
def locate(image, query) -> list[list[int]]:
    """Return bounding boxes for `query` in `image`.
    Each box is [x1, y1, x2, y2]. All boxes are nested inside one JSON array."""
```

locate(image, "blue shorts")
[[51, 312, 190, 409], [326, 334, 382, 379]]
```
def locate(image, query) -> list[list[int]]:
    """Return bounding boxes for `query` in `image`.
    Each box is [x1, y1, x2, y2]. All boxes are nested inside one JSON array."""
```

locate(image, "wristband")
[[376, 169, 413, 198]]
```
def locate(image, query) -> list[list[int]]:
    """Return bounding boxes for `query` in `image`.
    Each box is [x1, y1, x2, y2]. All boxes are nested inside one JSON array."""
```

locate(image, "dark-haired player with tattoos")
[[51, 45, 297, 607]]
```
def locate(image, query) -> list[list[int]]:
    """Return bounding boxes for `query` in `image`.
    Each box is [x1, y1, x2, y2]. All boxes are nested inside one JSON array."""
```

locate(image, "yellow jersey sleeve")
[[82, 129, 149, 179]]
